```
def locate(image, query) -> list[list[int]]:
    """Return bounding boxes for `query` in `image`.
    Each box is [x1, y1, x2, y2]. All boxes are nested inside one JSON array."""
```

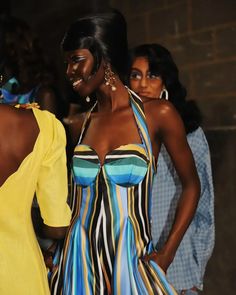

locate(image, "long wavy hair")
[[128, 43, 202, 133]]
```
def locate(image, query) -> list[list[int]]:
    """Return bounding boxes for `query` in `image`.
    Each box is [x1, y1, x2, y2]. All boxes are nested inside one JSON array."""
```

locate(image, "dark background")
[[4, 0, 236, 293]]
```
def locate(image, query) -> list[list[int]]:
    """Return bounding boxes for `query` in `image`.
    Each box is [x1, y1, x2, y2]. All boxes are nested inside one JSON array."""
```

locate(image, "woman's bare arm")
[[145, 100, 200, 271]]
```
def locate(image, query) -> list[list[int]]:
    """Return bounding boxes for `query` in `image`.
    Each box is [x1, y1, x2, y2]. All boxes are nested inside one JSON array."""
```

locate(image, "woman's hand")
[[142, 249, 174, 273], [42, 241, 58, 272], [43, 249, 55, 272]]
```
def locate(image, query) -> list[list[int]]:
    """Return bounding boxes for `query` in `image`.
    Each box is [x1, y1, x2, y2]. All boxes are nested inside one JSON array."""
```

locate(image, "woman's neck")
[[95, 78, 130, 113]]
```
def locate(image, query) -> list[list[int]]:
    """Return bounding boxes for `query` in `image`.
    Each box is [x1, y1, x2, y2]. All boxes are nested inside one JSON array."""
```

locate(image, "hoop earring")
[[159, 88, 168, 100], [104, 64, 116, 91]]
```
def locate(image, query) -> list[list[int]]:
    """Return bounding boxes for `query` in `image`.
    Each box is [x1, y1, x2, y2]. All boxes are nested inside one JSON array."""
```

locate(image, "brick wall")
[[110, 0, 236, 129]]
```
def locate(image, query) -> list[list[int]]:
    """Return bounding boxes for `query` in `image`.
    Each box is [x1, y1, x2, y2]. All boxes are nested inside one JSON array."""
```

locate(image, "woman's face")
[[129, 57, 164, 99], [64, 48, 104, 97]]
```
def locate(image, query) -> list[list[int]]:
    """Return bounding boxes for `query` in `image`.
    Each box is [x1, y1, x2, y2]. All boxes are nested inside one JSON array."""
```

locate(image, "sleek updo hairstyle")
[[61, 9, 128, 83], [128, 43, 202, 133]]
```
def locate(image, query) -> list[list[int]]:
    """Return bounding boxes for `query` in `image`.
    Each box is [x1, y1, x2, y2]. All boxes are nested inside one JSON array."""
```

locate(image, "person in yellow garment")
[[0, 103, 71, 295]]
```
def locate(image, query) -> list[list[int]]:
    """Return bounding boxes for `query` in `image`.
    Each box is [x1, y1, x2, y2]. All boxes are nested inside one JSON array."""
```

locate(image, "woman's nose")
[[66, 64, 74, 77], [140, 76, 147, 87]]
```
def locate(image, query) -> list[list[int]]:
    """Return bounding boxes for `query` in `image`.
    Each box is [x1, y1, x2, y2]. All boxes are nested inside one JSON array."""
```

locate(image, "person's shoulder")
[[0, 105, 40, 144], [0, 104, 34, 123], [0, 103, 57, 129], [143, 98, 180, 128], [144, 98, 176, 115], [0, 105, 17, 127], [0, 104, 15, 115]]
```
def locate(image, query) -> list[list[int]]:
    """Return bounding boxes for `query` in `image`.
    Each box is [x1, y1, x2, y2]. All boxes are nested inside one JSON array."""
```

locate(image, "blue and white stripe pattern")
[[50, 91, 177, 295]]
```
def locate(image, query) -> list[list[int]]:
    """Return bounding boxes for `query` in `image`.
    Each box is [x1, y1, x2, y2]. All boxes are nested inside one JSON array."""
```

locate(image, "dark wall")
[[205, 129, 236, 294], [111, 0, 236, 130]]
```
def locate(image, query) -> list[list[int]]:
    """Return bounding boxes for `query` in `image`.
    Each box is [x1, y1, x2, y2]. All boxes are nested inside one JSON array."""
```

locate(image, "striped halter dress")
[[50, 90, 177, 295]]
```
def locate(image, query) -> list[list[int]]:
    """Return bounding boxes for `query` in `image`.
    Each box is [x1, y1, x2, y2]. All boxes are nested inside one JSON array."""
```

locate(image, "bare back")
[[0, 105, 39, 186]]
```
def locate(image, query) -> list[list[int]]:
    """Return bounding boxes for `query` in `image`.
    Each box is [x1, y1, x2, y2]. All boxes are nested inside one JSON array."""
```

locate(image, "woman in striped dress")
[[50, 9, 200, 295]]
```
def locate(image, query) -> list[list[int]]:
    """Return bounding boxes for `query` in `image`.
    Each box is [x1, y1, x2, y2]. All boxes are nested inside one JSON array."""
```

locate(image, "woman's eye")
[[130, 72, 142, 80], [147, 73, 160, 80], [71, 56, 86, 64]]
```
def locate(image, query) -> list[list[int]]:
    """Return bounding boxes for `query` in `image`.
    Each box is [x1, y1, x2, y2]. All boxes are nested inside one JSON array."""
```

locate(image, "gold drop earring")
[[104, 64, 116, 91]]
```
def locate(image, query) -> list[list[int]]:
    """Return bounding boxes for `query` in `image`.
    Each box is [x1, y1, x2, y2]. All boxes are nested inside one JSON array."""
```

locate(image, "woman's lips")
[[72, 78, 82, 87], [138, 92, 151, 97]]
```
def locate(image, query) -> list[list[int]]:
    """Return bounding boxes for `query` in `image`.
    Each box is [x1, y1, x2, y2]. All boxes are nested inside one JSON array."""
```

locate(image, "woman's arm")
[[31, 206, 68, 239], [145, 100, 200, 272]]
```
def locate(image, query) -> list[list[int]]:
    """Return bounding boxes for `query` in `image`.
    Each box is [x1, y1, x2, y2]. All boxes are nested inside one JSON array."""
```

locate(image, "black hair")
[[61, 9, 128, 82], [0, 16, 67, 119], [0, 16, 57, 89], [128, 43, 202, 133]]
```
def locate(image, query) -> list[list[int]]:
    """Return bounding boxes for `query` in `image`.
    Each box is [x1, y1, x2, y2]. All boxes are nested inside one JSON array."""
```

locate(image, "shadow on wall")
[[203, 129, 236, 294]]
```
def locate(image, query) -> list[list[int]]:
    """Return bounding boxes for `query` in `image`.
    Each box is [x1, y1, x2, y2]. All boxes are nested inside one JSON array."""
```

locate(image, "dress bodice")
[[72, 89, 154, 188], [72, 143, 149, 187]]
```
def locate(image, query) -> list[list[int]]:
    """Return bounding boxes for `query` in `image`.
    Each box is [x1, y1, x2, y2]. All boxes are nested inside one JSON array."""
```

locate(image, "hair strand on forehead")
[[61, 9, 128, 82]]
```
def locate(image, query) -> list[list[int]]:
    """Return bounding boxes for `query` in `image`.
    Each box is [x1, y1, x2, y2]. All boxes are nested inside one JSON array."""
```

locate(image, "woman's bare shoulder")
[[143, 98, 185, 141], [144, 98, 178, 121], [0, 104, 31, 124], [0, 105, 39, 144]]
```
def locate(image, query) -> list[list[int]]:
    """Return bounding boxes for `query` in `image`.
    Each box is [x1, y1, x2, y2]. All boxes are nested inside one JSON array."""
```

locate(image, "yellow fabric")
[[0, 108, 71, 295]]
